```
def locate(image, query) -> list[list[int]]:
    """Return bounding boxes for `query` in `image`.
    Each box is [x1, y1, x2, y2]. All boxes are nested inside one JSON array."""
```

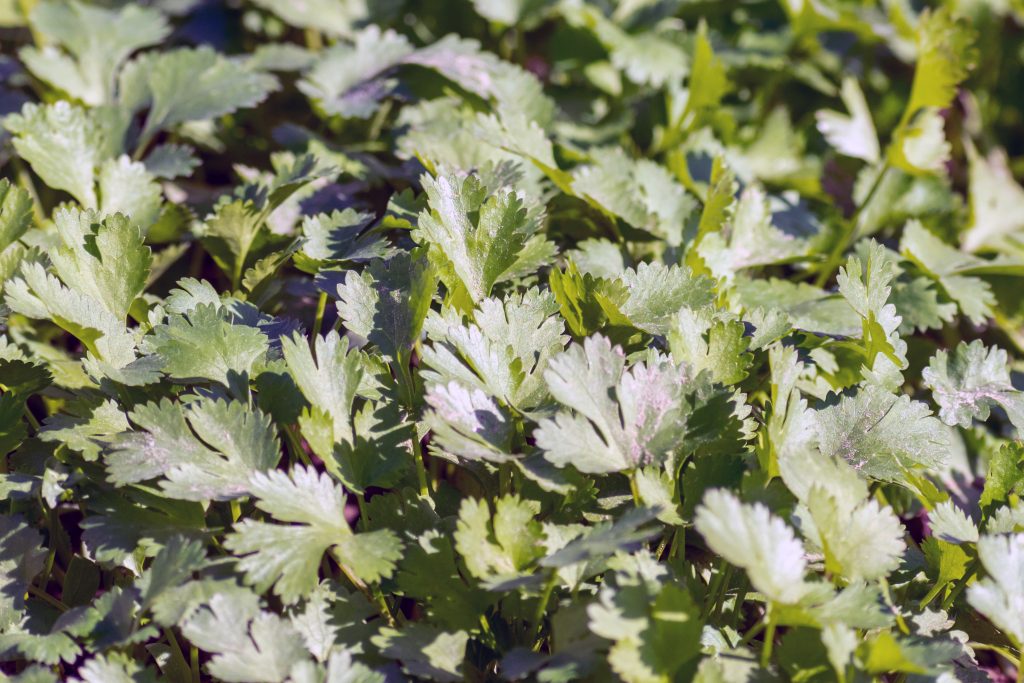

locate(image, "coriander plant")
[[0, 1, 1022, 681]]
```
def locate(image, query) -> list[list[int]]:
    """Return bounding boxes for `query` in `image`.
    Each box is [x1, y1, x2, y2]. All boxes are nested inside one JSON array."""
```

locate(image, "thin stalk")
[[411, 434, 429, 497], [940, 564, 976, 612], [396, 358, 430, 496], [628, 470, 641, 507], [37, 545, 56, 591], [162, 628, 190, 682], [880, 577, 910, 635], [311, 291, 328, 340], [190, 646, 200, 683], [967, 642, 1020, 668], [27, 584, 67, 612], [814, 163, 890, 287], [498, 463, 513, 497], [284, 424, 313, 467], [760, 605, 776, 668], [531, 571, 559, 650], [304, 28, 323, 51], [368, 99, 393, 141], [12, 156, 44, 226], [702, 560, 729, 619], [354, 493, 368, 531], [229, 499, 242, 524], [708, 565, 735, 620], [654, 529, 672, 560], [993, 310, 1024, 355], [337, 560, 396, 627], [22, 405, 41, 433]]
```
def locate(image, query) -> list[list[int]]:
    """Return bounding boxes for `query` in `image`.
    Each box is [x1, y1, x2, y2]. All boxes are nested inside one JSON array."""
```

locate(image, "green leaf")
[[420, 288, 567, 410], [69, 654, 159, 683], [816, 77, 880, 164], [5, 101, 124, 208], [297, 209, 391, 268], [669, 309, 752, 385], [226, 466, 400, 603], [39, 398, 128, 461], [923, 340, 1024, 432], [21, 0, 169, 106], [417, 170, 534, 303], [617, 262, 715, 335], [805, 487, 906, 581], [837, 240, 907, 381], [47, 209, 151, 322], [902, 8, 976, 122], [249, 0, 397, 37], [5, 261, 137, 366], [967, 533, 1024, 647], [815, 384, 948, 484], [297, 26, 413, 119], [962, 144, 1024, 254], [145, 304, 269, 387], [372, 624, 468, 683], [682, 20, 730, 122], [454, 495, 544, 583], [0, 515, 46, 629], [181, 592, 309, 682], [979, 442, 1024, 516], [697, 185, 811, 284], [424, 381, 514, 463], [900, 220, 994, 325], [281, 330, 363, 447], [334, 251, 436, 362], [694, 489, 811, 605], [535, 335, 689, 474], [120, 46, 278, 144], [588, 569, 701, 682], [0, 179, 33, 253], [107, 397, 280, 501], [572, 148, 697, 247]]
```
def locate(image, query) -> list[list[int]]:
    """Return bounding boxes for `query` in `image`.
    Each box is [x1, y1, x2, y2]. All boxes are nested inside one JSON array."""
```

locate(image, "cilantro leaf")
[[535, 335, 688, 474], [226, 466, 401, 603], [923, 340, 1024, 431]]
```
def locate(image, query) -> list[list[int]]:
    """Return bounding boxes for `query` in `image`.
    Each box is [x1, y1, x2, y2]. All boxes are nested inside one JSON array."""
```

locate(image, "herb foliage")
[[0, 1, 1022, 681]]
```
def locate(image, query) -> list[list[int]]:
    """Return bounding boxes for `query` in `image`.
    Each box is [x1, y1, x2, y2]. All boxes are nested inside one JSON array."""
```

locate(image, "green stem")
[[132, 126, 157, 162], [739, 619, 766, 647], [354, 493, 368, 531], [27, 584, 67, 612], [190, 646, 200, 683], [966, 642, 1020, 668], [162, 628, 190, 682], [12, 156, 44, 226], [284, 424, 313, 467], [654, 529, 672, 560], [940, 564, 976, 611], [396, 358, 430, 496], [411, 433, 429, 497], [993, 310, 1024, 355], [311, 291, 328, 340], [880, 577, 910, 635], [628, 470, 641, 507], [814, 163, 890, 287], [701, 560, 729, 619], [531, 571, 559, 650], [498, 463, 513, 497], [337, 560, 396, 627], [761, 605, 776, 668], [304, 28, 323, 51], [22, 405, 41, 433], [229, 499, 242, 524], [37, 545, 56, 591]]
